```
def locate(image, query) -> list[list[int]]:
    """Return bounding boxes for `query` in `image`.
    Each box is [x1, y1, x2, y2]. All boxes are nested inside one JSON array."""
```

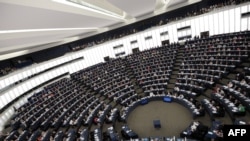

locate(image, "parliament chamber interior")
[[1, 0, 250, 141]]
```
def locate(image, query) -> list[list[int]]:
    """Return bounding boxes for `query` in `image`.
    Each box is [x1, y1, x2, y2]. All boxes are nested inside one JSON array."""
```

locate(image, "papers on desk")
[[233, 107, 238, 110], [239, 121, 246, 124]]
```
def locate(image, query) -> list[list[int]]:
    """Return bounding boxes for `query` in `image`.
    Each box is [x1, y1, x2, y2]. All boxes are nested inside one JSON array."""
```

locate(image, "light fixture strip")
[[53, 0, 124, 19], [68, 0, 122, 17]]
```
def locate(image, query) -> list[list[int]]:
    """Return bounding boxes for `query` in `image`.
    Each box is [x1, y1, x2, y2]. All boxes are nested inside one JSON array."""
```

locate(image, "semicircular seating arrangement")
[[126, 45, 178, 97], [1, 31, 250, 141], [176, 31, 250, 97], [210, 67, 250, 121]]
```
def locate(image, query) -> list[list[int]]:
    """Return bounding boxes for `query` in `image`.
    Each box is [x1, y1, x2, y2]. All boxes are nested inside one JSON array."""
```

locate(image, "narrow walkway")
[[124, 59, 144, 97], [166, 46, 184, 92]]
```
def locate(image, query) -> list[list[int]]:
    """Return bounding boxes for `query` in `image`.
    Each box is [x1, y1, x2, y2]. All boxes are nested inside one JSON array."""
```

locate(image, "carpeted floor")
[[127, 101, 198, 138]]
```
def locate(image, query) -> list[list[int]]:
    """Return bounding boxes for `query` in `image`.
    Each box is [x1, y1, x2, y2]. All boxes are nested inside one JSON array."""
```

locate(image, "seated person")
[[216, 106, 225, 117], [227, 81, 234, 88], [178, 94, 184, 99], [218, 89, 225, 97], [240, 79, 246, 85], [234, 99, 240, 107], [238, 104, 246, 112], [190, 121, 200, 132], [173, 92, 178, 98], [212, 124, 224, 141], [93, 117, 100, 125], [198, 105, 205, 115], [166, 90, 172, 96], [149, 91, 154, 96], [228, 95, 235, 102], [174, 86, 180, 92], [210, 100, 216, 106]]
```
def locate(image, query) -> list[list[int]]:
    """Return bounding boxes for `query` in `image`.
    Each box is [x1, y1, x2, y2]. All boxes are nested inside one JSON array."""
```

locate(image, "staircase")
[[166, 46, 185, 92], [124, 59, 145, 97]]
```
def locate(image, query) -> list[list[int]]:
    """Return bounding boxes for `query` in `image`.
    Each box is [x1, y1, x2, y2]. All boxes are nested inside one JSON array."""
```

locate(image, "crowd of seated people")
[[213, 68, 250, 116], [211, 84, 247, 121], [204, 119, 249, 141], [119, 94, 139, 107], [105, 107, 119, 124], [201, 99, 225, 120], [223, 82, 249, 110], [93, 103, 112, 126], [205, 119, 250, 141], [1, 30, 250, 140], [103, 126, 120, 141], [8, 128, 90, 141], [121, 125, 138, 140], [233, 71, 250, 93], [178, 31, 250, 96], [82, 100, 104, 127], [180, 121, 209, 141], [204, 120, 224, 141], [72, 58, 137, 106], [126, 45, 178, 96], [90, 128, 102, 141], [5, 77, 105, 140], [244, 67, 250, 74]]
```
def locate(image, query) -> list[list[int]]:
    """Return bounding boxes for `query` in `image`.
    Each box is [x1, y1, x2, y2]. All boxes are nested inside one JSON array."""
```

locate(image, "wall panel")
[[224, 10, 229, 33], [229, 9, 235, 32], [213, 13, 219, 35], [218, 12, 224, 34], [199, 16, 205, 32], [235, 7, 241, 32], [191, 19, 196, 37], [195, 17, 200, 36]]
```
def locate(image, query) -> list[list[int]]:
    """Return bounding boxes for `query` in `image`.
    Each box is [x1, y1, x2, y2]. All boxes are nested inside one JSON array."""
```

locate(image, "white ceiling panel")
[[0, 33, 84, 53], [0, 3, 116, 30], [107, 0, 156, 18], [0, 0, 201, 60], [167, 0, 187, 7]]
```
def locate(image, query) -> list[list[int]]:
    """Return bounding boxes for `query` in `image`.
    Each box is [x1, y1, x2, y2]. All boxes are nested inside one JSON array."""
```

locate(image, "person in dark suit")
[[212, 124, 224, 141]]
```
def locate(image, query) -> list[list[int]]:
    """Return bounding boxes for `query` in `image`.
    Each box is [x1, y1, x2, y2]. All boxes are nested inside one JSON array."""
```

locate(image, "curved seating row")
[[221, 85, 250, 112], [201, 99, 225, 120], [211, 93, 246, 121], [71, 58, 136, 104], [120, 94, 204, 122], [175, 31, 250, 101], [180, 121, 208, 141], [126, 45, 178, 96]]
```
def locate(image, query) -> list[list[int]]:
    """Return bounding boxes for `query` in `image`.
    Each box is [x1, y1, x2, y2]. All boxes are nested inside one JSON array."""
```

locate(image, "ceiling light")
[[52, 0, 125, 20], [0, 28, 98, 34]]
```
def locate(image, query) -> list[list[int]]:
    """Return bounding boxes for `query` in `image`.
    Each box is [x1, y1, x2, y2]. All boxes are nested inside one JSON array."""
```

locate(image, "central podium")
[[153, 120, 161, 128]]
